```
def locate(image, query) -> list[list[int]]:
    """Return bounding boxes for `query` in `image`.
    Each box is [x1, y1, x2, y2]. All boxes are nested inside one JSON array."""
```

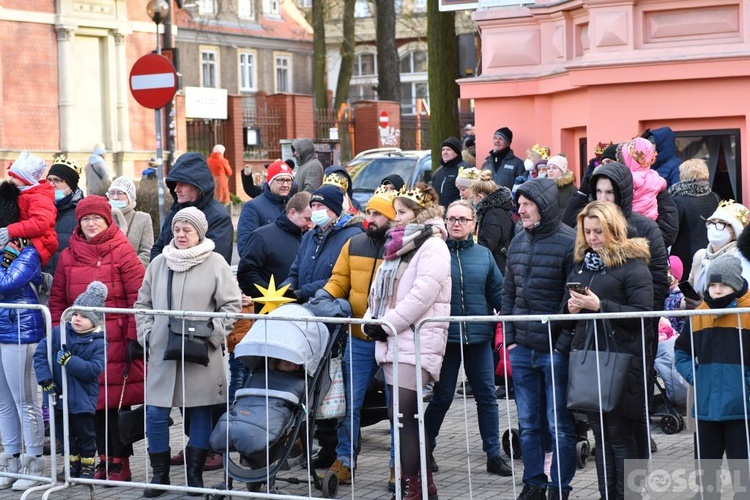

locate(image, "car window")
[[350, 158, 417, 191]]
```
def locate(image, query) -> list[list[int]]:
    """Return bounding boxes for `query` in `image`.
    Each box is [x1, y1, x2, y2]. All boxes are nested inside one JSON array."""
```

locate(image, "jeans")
[[335, 337, 382, 468], [425, 341, 500, 458], [228, 352, 249, 403], [509, 343, 576, 491], [146, 405, 213, 453], [587, 409, 638, 499]]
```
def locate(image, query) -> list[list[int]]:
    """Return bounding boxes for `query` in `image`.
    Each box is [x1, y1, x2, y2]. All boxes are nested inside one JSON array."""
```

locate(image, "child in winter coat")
[[0, 151, 58, 266], [33, 281, 107, 480], [675, 254, 750, 496], [664, 255, 686, 333]]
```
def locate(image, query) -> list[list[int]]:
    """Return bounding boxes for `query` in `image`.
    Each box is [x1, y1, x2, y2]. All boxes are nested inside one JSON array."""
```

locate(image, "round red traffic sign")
[[379, 111, 389, 128], [129, 54, 178, 110]]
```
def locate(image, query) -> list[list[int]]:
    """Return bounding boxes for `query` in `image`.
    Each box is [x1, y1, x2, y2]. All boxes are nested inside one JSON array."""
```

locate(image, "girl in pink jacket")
[[618, 137, 666, 220], [364, 183, 451, 500]]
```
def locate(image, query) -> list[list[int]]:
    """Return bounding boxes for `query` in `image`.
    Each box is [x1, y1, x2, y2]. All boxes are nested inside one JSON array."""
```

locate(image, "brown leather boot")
[[426, 470, 438, 500], [402, 474, 422, 500]]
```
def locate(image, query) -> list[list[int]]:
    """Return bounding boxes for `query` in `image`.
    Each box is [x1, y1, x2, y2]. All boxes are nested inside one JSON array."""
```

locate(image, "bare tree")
[[333, 0, 356, 110], [427, 1, 459, 168], [375, 0, 400, 102], [313, 0, 328, 110]]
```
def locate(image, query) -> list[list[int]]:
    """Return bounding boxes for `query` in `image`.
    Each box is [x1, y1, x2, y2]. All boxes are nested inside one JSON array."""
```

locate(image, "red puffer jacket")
[[7, 180, 58, 266], [49, 224, 145, 409]]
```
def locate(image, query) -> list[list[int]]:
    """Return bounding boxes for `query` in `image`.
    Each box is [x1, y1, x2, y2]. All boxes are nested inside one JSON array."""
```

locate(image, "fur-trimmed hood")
[[576, 237, 651, 269], [476, 186, 513, 216], [414, 204, 447, 240], [555, 169, 576, 189]]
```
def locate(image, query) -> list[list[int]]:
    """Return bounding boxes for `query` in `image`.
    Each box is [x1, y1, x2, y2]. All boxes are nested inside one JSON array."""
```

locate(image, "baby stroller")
[[208, 304, 343, 498], [650, 335, 686, 434]]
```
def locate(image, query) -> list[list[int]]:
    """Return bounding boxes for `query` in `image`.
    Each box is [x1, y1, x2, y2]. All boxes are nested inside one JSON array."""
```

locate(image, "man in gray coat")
[[292, 138, 325, 193]]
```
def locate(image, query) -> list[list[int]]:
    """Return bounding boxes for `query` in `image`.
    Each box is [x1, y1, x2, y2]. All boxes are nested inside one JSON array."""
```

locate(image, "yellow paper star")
[[253, 275, 295, 314]]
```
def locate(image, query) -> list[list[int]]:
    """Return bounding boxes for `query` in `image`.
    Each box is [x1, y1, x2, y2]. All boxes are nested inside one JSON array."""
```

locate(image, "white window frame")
[[238, 0, 255, 19], [298, 0, 312, 7], [399, 44, 429, 115], [198, 0, 217, 15], [263, 0, 280, 16], [274, 53, 292, 93], [200, 47, 220, 88], [353, 52, 377, 77], [238, 51, 257, 92]]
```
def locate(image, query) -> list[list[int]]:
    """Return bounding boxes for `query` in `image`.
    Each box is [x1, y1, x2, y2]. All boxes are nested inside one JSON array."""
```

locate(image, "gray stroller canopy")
[[235, 304, 330, 377]]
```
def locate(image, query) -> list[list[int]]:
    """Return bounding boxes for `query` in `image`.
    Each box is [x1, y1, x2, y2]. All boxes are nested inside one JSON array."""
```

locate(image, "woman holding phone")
[[561, 201, 653, 500]]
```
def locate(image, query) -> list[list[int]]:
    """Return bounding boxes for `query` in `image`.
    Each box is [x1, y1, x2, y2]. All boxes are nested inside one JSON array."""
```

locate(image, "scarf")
[[694, 241, 739, 292], [667, 179, 712, 198], [162, 238, 215, 272], [583, 250, 606, 273], [369, 223, 439, 318]]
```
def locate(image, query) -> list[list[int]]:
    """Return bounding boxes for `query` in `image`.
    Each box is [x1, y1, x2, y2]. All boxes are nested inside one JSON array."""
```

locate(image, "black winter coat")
[[481, 148, 525, 191], [433, 156, 468, 208], [447, 238, 504, 345], [561, 242, 654, 420], [668, 180, 720, 273], [44, 189, 84, 275], [501, 178, 576, 353], [151, 153, 234, 264], [236, 188, 288, 255], [475, 186, 514, 274]]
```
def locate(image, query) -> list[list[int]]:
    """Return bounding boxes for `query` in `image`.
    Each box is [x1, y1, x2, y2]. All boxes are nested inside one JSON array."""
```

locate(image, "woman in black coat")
[[471, 170, 515, 274], [561, 201, 653, 500]]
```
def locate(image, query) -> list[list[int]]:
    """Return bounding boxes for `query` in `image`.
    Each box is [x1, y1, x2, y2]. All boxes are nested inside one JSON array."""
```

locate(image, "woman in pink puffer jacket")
[[365, 183, 451, 499]]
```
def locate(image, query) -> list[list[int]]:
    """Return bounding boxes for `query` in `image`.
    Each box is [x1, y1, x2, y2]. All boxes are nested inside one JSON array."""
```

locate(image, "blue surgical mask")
[[109, 200, 127, 210], [311, 209, 332, 228], [54, 189, 66, 201]]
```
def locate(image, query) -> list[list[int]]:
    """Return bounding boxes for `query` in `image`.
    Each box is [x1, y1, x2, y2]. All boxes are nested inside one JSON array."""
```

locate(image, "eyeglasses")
[[705, 220, 728, 231], [47, 176, 67, 186], [446, 217, 474, 226], [274, 178, 293, 185], [107, 190, 127, 199], [81, 215, 105, 225]]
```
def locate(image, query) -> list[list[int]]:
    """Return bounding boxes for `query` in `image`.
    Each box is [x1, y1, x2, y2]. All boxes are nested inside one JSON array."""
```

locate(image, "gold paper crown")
[[531, 144, 550, 160], [594, 142, 613, 155], [717, 199, 750, 227], [397, 185, 429, 207], [52, 154, 82, 175], [373, 185, 397, 201], [323, 172, 349, 192], [457, 167, 480, 180]]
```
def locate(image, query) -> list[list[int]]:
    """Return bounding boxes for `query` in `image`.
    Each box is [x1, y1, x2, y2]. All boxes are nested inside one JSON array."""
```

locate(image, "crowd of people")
[[0, 126, 749, 500]]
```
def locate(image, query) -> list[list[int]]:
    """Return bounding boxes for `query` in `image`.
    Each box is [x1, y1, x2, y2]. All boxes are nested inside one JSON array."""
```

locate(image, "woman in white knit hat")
[[547, 154, 577, 212], [108, 176, 155, 267]]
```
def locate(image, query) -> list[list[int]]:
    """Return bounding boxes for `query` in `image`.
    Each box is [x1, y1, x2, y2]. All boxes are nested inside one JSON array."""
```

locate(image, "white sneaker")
[[543, 451, 553, 480], [11, 454, 44, 491], [0, 452, 20, 490]]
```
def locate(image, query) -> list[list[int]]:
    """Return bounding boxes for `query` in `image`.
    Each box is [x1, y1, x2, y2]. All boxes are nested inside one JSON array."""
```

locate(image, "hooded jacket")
[[85, 155, 111, 197], [150, 153, 233, 264], [6, 180, 58, 267], [648, 127, 683, 188], [283, 213, 364, 302], [447, 238, 503, 345], [236, 188, 288, 255], [481, 148, 525, 191], [0, 247, 44, 344], [33, 323, 104, 414], [501, 178, 576, 353], [44, 188, 84, 275], [475, 186, 514, 273], [292, 138, 325, 193]]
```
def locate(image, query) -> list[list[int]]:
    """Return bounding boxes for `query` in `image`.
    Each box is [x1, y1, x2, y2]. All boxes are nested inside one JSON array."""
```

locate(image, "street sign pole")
[[155, 32, 165, 231]]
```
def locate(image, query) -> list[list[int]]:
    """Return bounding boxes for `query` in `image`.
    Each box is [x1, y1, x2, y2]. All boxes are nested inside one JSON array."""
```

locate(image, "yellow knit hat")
[[366, 186, 396, 220]]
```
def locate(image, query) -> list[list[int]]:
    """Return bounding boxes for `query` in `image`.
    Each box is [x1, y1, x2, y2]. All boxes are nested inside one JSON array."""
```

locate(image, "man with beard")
[[314, 187, 396, 485]]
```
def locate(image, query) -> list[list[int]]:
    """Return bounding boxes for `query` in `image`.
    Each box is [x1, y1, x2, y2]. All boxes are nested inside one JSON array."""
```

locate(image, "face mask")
[[707, 225, 732, 249], [54, 189, 66, 201], [524, 158, 534, 172], [311, 209, 332, 228], [109, 200, 127, 210], [538, 172, 547, 178]]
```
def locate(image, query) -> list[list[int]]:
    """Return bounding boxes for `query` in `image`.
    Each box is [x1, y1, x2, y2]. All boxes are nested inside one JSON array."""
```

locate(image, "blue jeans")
[[335, 337, 382, 468], [509, 344, 576, 492], [425, 341, 500, 458], [228, 352, 249, 403], [146, 405, 213, 453]]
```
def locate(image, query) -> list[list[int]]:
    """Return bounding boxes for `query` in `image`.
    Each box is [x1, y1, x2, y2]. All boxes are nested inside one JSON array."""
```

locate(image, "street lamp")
[[147, 0, 170, 53]]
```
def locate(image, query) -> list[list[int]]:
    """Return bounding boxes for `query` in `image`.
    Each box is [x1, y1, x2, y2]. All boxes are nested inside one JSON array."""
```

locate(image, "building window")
[[263, 0, 280, 15], [298, 0, 312, 7], [198, 0, 217, 15], [355, 0, 371, 18], [238, 0, 255, 19], [675, 129, 742, 202], [353, 53, 377, 77], [239, 52, 256, 92], [201, 49, 218, 88], [348, 83, 378, 102], [400, 49, 428, 74], [400, 48, 428, 115], [412, 0, 426, 13], [275, 55, 291, 92]]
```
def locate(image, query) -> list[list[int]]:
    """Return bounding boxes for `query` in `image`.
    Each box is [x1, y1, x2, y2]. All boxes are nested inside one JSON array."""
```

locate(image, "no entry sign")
[[129, 54, 178, 109], [379, 111, 389, 128]]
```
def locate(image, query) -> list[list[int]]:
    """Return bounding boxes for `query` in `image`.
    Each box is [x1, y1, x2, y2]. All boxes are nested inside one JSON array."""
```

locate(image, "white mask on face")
[[707, 225, 732, 249], [311, 209, 332, 228], [524, 158, 534, 172], [537, 172, 547, 178]]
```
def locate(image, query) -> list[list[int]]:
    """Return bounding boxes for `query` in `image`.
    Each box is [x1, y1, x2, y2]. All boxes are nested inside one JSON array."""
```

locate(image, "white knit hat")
[[109, 176, 137, 203], [8, 151, 47, 187], [547, 155, 568, 174]]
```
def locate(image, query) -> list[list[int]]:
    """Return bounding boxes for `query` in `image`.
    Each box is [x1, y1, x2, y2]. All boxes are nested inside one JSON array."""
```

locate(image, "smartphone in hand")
[[566, 282, 586, 295]]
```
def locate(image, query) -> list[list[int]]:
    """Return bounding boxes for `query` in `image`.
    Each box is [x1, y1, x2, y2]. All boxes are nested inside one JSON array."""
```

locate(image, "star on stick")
[[253, 275, 295, 314]]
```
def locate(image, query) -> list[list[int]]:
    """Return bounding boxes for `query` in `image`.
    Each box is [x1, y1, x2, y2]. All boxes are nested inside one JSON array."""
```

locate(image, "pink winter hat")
[[668, 255, 684, 282], [619, 137, 657, 171]]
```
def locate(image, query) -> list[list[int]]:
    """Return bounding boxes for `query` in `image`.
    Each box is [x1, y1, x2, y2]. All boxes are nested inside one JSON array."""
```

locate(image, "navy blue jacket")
[[0, 247, 44, 344], [433, 157, 469, 208], [44, 189, 84, 275], [237, 214, 303, 299], [33, 323, 105, 414], [236, 188, 288, 255], [150, 153, 233, 264], [282, 214, 364, 302], [648, 127, 682, 188], [447, 238, 503, 345], [501, 178, 576, 353], [481, 148, 525, 191]]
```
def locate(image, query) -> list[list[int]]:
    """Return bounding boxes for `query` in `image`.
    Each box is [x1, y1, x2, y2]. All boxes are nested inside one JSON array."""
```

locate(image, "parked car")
[[348, 149, 432, 207]]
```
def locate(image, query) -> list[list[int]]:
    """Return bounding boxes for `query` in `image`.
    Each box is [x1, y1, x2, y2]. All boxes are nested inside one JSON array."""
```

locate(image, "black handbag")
[[162, 270, 213, 366], [567, 319, 632, 413]]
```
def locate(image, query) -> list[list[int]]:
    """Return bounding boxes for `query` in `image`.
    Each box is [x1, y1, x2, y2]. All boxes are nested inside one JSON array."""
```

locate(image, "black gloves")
[[57, 345, 72, 366], [127, 340, 144, 361], [363, 323, 389, 342], [40, 380, 57, 393]]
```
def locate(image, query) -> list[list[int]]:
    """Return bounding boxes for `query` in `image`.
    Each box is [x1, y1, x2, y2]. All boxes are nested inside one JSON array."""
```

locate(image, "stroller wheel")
[[321, 470, 340, 498], [576, 440, 590, 469], [246, 482, 263, 492], [660, 414, 681, 435], [502, 429, 522, 459]]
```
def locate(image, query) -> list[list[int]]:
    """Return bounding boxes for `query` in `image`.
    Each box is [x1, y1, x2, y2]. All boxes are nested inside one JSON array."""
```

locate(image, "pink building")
[[461, 0, 749, 202]]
